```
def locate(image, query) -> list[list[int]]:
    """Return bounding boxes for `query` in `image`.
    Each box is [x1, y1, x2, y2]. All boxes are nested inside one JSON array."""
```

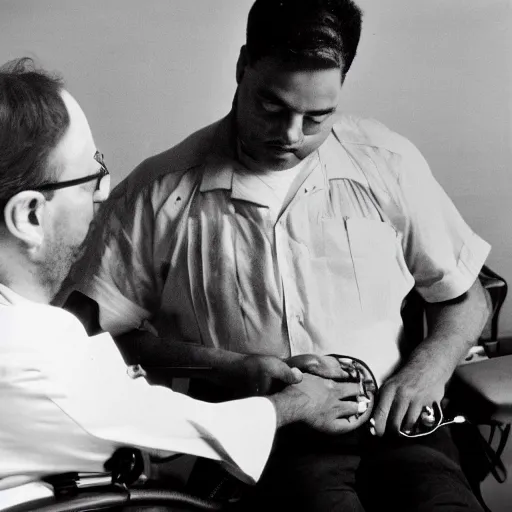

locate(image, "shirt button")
[[289, 313, 302, 323]]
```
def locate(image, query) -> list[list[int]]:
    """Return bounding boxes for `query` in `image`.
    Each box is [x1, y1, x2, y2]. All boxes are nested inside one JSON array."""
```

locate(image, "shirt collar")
[[199, 113, 369, 201], [318, 129, 369, 187], [0, 284, 32, 306], [199, 114, 277, 207], [199, 113, 239, 193]]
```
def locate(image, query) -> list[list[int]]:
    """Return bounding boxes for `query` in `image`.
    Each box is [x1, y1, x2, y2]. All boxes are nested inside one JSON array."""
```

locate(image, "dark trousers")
[[232, 424, 484, 512], [186, 381, 485, 511]]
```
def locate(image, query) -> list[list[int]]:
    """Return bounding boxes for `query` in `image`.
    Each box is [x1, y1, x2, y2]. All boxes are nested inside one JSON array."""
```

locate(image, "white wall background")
[[1, 0, 511, 334]]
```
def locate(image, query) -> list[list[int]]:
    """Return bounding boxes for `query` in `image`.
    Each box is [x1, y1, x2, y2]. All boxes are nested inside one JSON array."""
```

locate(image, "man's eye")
[[306, 113, 331, 125], [260, 101, 283, 114]]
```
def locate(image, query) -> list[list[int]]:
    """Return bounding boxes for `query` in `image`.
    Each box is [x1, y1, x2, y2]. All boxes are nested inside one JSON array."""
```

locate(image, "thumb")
[[282, 365, 303, 384]]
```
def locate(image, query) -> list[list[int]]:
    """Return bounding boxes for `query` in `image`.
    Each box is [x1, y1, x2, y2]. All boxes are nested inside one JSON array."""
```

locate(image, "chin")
[[260, 152, 301, 171]]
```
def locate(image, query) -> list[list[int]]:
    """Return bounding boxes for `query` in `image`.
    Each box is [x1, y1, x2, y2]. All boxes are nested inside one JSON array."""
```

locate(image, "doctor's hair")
[[0, 57, 68, 213], [245, 0, 363, 76]]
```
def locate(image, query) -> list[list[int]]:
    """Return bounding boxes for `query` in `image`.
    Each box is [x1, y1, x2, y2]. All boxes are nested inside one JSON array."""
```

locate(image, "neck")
[[3, 280, 52, 304], [0, 250, 52, 305]]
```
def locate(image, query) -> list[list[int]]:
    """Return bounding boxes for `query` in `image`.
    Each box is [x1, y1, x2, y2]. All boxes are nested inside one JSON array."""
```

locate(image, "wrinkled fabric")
[[71, 114, 490, 385]]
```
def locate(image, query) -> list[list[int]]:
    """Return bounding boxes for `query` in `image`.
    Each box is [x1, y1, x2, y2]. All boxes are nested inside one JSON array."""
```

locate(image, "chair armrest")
[[450, 355, 512, 423], [3, 487, 226, 512], [1, 488, 128, 512]]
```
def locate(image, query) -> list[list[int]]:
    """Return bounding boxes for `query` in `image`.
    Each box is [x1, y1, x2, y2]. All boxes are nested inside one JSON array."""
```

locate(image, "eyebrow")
[[258, 89, 337, 117]]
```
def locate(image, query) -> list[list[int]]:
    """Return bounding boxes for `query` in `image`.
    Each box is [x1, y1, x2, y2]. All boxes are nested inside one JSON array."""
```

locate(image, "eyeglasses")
[[33, 151, 110, 203]]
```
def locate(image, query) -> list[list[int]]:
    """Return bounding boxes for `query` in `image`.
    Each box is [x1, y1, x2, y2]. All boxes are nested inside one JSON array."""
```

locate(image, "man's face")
[[41, 91, 108, 294], [236, 54, 343, 171]]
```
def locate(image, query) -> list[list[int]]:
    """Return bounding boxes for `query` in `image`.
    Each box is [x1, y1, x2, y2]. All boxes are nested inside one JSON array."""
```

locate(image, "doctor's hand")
[[228, 354, 303, 396], [371, 359, 448, 436], [269, 373, 372, 434]]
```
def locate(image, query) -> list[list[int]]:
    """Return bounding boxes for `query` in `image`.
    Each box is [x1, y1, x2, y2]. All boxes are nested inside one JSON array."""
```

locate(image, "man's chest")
[[153, 176, 414, 358]]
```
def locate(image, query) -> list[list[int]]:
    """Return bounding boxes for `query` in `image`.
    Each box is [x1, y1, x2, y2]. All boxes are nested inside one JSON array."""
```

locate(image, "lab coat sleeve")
[[46, 309, 277, 485]]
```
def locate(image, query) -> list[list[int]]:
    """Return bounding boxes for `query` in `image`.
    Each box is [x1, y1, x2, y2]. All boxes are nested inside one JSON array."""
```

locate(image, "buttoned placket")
[[272, 154, 324, 355]]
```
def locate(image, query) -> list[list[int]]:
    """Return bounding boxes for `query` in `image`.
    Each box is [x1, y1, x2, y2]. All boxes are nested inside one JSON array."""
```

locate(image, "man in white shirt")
[[0, 58, 369, 498], [64, 1, 491, 510]]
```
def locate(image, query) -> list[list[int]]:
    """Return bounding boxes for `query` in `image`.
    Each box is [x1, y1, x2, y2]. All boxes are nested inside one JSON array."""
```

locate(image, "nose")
[[280, 113, 304, 147]]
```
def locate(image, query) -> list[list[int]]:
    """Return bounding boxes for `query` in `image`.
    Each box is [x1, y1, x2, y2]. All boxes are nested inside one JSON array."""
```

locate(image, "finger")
[[329, 413, 368, 434], [402, 401, 424, 434], [307, 365, 351, 380], [323, 417, 352, 434], [278, 363, 304, 385], [334, 400, 360, 418], [286, 355, 351, 380], [314, 356, 351, 379], [332, 381, 360, 399], [258, 372, 274, 395], [372, 386, 395, 437], [357, 396, 374, 418], [286, 354, 320, 372], [290, 366, 303, 382], [420, 404, 438, 428], [387, 393, 411, 434], [337, 359, 359, 379]]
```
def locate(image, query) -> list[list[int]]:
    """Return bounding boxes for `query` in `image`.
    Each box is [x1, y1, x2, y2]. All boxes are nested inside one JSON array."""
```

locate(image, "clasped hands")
[[233, 353, 447, 436], [232, 353, 372, 435]]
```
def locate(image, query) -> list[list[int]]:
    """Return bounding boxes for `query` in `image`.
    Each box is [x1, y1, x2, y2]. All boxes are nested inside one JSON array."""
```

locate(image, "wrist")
[[208, 349, 246, 381], [266, 388, 304, 428]]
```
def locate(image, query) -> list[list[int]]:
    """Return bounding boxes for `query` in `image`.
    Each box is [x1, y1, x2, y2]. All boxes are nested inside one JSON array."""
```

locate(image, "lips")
[[266, 143, 298, 154]]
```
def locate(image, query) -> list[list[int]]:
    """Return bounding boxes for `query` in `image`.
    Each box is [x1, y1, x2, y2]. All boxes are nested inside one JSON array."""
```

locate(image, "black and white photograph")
[[0, 1, 511, 511]]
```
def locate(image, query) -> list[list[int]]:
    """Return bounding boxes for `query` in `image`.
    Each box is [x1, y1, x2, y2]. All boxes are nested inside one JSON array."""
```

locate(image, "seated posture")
[[0, 59, 368, 495], [65, 1, 491, 510]]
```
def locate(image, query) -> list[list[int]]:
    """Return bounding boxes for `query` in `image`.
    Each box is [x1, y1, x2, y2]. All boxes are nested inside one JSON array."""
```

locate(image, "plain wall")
[[1, 0, 511, 334]]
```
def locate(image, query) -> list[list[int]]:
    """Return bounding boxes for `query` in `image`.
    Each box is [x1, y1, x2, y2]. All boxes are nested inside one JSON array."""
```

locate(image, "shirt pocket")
[[345, 217, 411, 320], [306, 217, 362, 324]]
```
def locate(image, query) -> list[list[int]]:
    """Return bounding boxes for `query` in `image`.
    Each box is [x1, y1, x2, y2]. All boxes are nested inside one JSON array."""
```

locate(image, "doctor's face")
[[235, 53, 343, 171], [41, 91, 110, 294]]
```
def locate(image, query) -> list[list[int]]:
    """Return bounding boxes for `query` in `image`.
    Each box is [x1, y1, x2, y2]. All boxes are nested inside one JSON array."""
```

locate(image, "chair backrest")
[[478, 266, 509, 341]]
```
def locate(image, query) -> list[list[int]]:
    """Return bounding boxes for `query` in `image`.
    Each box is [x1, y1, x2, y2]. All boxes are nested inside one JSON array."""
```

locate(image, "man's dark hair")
[[0, 57, 69, 211], [246, 0, 363, 76]]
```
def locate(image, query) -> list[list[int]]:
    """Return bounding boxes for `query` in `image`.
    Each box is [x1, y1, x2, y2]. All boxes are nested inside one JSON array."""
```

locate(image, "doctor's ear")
[[236, 45, 250, 84], [3, 191, 47, 249]]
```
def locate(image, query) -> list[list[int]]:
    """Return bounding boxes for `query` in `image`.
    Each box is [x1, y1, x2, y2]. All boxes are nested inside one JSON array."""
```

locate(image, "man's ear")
[[3, 191, 47, 250], [236, 45, 250, 84]]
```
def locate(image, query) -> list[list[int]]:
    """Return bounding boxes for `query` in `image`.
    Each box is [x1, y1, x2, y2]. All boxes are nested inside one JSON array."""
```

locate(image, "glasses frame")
[[32, 151, 109, 200]]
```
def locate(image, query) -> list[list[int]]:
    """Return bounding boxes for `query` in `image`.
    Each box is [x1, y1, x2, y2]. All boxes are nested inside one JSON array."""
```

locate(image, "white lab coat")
[[0, 284, 276, 493]]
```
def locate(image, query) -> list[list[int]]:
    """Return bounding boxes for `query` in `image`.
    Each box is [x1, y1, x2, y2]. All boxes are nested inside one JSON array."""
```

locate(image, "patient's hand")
[[371, 358, 447, 437], [286, 354, 351, 379], [270, 374, 373, 434], [284, 353, 375, 432]]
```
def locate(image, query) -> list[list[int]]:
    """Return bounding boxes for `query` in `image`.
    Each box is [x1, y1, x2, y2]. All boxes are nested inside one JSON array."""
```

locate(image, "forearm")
[[407, 279, 490, 379], [116, 329, 245, 384]]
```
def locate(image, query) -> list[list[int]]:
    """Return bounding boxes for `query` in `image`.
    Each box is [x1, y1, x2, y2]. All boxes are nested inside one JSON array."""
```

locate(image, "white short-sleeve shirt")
[[70, 114, 490, 385]]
